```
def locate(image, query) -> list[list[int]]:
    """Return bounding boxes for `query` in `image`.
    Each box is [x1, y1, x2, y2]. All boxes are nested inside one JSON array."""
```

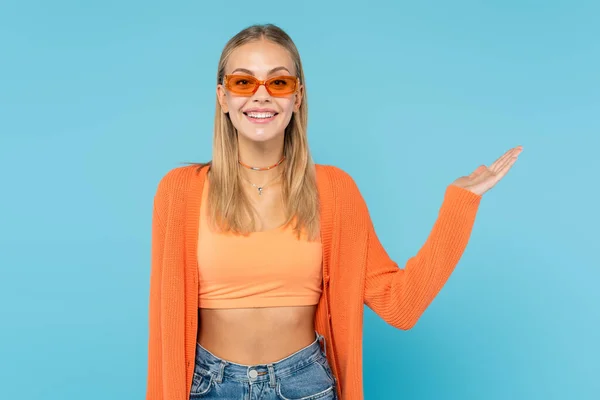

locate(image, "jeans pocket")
[[190, 366, 214, 397], [276, 360, 335, 400], [316, 356, 337, 386]]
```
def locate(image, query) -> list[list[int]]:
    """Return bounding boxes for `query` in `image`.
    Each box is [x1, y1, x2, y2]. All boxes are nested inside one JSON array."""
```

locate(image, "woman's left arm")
[[363, 146, 523, 329]]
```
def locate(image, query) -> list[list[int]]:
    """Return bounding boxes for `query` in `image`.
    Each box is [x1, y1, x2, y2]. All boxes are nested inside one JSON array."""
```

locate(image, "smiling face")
[[217, 39, 303, 144]]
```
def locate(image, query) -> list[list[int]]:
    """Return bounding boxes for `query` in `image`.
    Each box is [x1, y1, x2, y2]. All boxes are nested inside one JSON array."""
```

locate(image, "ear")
[[293, 84, 304, 112], [216, 84, 229, 113]]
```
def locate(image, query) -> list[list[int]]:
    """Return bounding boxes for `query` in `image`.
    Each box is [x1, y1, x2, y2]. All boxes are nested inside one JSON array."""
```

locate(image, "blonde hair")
[[194, 24, 320, 241]]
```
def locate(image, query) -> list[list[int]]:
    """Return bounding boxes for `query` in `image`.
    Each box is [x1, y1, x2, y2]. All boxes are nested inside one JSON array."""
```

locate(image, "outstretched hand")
[[451, 146, 523, 196]]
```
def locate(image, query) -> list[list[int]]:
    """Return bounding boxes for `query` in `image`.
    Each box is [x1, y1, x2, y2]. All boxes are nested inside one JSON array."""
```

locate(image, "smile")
[[243, 111, 278, 124]]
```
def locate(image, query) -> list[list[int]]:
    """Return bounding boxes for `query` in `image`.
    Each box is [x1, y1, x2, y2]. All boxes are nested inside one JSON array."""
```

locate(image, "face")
[[217, 40, 303, 144]]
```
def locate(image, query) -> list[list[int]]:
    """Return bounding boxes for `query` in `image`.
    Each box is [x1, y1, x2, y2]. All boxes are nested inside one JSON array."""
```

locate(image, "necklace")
[[238, 156, 286, 171], [241, 172, 282, 196]]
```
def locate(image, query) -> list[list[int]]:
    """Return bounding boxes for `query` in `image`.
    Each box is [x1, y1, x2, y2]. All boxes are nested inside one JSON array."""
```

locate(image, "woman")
[[146, 24, 522, 400]]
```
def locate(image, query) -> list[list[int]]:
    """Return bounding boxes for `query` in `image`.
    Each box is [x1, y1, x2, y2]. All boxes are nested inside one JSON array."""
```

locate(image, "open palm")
[[452, 146, 523, 196]]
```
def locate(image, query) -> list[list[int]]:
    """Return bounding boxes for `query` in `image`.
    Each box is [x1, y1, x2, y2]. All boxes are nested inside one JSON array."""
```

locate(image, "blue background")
[[1, 1, 598, 399]]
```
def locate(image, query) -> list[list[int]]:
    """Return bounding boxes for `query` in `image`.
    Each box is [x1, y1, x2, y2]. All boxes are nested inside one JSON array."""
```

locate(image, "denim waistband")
[[194, 331, 328, 385]]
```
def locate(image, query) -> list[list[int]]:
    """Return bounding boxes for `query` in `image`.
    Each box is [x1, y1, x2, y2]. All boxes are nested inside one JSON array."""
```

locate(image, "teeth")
[[247, 112, 275, 119]]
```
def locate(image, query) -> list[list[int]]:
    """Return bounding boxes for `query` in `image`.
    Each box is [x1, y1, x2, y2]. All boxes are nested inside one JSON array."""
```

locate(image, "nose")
[[251, 83, 271, 102]]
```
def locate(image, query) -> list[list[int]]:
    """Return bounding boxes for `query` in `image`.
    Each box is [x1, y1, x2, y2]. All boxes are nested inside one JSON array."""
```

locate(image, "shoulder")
[[154, 163, 209, 203], [315, 163, 362, 196], [315, 163, 367, 216]]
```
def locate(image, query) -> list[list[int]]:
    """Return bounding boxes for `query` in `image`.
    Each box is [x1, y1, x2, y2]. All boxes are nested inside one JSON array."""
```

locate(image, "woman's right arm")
[[146, 191, 167, 400]]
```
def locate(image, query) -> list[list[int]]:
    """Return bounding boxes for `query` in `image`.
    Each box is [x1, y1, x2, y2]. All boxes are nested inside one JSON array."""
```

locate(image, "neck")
[[237, 135, 285, 183]]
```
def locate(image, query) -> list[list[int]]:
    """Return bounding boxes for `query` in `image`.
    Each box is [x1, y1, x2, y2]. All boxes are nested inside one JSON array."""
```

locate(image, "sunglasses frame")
[[223, 74, 300, 97]]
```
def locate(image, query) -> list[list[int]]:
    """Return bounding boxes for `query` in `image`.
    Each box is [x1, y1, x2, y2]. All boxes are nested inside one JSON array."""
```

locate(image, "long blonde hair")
[[194, 24, 320, 241]]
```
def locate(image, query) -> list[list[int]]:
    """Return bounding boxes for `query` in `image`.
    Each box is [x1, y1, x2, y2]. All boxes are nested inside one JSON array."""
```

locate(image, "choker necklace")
[[238, 156, 285, 171]]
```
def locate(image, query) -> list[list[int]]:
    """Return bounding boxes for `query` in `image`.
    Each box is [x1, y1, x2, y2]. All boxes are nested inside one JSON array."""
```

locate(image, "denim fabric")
[[190, 331, 338, 400]]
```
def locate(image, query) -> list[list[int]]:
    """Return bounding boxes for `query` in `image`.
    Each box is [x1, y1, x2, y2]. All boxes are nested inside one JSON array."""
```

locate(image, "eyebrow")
[[230, 66, 292, 76]]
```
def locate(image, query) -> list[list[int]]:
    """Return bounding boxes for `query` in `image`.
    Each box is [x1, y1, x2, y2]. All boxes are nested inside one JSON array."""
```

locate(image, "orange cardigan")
[[146, 164, 482, 400]]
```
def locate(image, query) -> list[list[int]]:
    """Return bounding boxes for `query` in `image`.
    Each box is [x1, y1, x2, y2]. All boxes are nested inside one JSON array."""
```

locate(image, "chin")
[[237, 123, 284, 143]]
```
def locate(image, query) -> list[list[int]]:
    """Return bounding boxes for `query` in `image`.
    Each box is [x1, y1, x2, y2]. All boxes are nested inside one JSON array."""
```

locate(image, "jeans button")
[[248, 369, 258, 379]]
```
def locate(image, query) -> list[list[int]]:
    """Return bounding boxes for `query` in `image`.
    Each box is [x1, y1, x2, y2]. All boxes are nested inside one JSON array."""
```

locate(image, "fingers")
[[495, 152, 520, 180], [489, 147, 516, 171], [497, 145, 523, 173], [497, 151, 519, 174], [483, 149, 520, 187], [490, 146, 523, 172], [489, 152, 510, 171]]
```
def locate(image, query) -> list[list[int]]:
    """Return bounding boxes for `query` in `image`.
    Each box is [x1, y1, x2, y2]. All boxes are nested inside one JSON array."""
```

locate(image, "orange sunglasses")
[[223, 74, 300, 97]]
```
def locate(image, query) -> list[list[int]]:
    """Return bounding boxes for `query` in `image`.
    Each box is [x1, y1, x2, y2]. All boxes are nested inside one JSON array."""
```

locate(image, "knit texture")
[[146, 164, 482, 400]]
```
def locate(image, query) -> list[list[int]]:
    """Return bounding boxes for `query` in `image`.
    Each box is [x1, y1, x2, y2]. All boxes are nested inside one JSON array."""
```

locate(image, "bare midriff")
[[196, 304, 318, 365]]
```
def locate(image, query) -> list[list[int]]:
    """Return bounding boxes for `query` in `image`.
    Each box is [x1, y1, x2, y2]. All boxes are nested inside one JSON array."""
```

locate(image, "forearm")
[[364, 185, 481, 329]]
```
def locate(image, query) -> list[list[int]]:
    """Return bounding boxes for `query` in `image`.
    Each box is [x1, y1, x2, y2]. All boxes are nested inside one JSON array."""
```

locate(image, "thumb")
[[469, 165, 487, 178]]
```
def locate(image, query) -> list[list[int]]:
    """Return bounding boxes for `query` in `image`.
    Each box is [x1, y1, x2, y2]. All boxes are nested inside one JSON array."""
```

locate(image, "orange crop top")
[[196, 181, 323, 309]]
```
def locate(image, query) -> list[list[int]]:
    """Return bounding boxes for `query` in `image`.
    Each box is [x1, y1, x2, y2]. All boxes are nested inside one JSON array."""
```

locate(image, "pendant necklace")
[[241, 172, 282, 196]]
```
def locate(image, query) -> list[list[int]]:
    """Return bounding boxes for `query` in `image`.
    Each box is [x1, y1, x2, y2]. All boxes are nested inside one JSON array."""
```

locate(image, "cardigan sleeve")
[[146, 186, 168, 399], [362, 184, 482, 330]]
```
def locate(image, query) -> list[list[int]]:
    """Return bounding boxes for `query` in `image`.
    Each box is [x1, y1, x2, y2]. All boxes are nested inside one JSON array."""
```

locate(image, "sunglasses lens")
[[266, 77, 297, 95], [227, 76, 259, 95]]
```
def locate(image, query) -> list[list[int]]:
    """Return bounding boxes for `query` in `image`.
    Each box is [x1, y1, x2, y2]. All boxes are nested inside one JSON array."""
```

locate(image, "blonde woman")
[[146, 24, 522, 400]]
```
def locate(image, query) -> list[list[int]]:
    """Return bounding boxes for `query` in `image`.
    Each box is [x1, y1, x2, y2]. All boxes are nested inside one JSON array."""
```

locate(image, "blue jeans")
[[190, 331, 338, 400]]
